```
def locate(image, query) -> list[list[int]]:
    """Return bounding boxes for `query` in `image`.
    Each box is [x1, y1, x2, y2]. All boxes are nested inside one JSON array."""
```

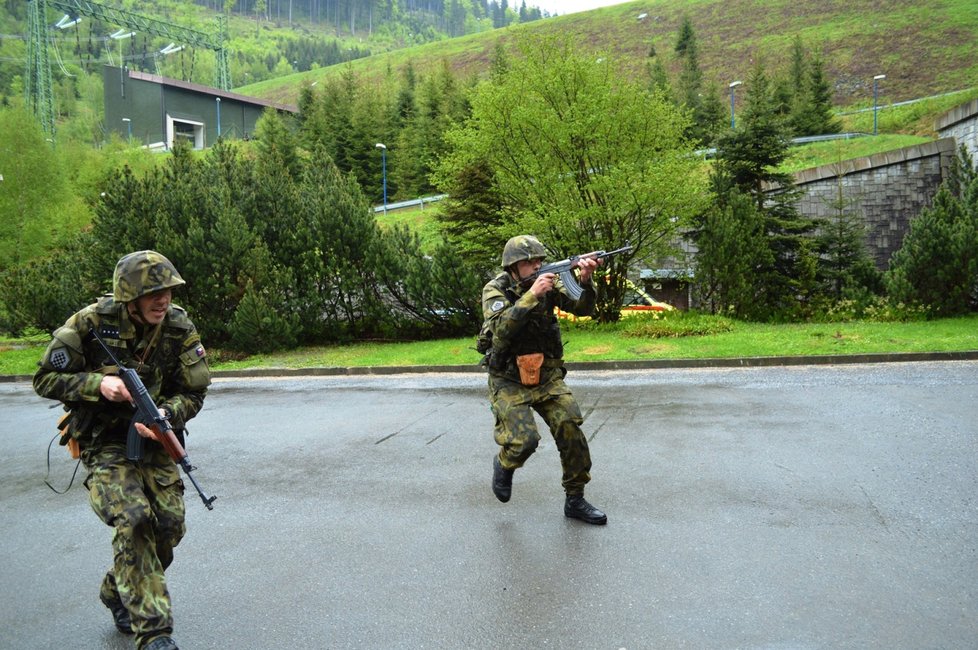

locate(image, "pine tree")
[[435, 158, 506, 270], [298, 145, 386, 338], [228, 278, 299, 353], [645, 43, 671, 98], [0, 232, 94, 334], [885, 146, 978, 315], [674, 21, 703, 133], [674, 15, 695, 57], [374, 225, 484, 336], [788, 46, 842, 137], [693, 181, 773, 319], [818, 168, 881, 300], [713, 62, 821, 318], [716, 63, 793, 205]]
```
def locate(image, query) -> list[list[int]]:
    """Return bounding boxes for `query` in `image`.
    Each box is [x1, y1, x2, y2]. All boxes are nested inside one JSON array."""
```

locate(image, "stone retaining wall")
[[789, 138, 956, 268], [936, 98, 978, 161]]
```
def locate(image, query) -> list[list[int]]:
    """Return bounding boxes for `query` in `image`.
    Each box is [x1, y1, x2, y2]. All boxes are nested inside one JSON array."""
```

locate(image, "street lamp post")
[[375, 143, 387, 215], [122, 117, 132, 143], [729, 80, 742, 129], [215, 97, 221, 140], [873, 74, 886, 136]]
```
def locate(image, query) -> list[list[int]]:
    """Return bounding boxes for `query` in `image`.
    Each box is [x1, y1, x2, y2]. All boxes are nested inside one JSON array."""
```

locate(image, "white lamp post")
[[873, 74, 886, 135], [375, 143, 388, 215], [729, 80, 742, 129]]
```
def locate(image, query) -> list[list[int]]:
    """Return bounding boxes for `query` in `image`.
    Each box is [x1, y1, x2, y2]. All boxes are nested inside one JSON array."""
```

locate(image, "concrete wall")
[[788, 138, 956, 269], [936, 98, 978, 161]]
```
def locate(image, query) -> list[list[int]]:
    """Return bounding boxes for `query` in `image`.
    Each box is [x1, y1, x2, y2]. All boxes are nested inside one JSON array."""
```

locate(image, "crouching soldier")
[[34, 250, 210, 650]]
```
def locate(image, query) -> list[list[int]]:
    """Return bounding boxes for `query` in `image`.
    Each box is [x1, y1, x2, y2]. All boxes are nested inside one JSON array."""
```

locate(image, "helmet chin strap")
[[126, 301, 149, 325]]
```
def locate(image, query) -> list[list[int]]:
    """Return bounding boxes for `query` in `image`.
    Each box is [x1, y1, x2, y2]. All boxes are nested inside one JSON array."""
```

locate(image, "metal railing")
[[373, 194, 448, 213]]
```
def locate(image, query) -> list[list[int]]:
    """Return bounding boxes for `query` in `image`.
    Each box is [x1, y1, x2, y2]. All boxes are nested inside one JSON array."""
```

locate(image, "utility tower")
[[25, 0, 232, 139]]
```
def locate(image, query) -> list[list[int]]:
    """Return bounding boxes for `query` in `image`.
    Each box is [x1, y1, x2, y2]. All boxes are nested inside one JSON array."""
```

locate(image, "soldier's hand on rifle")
[[577, 257, 600, 284], [530, 272, 556, 299], [134, 421, 162, 441], [100, 375, 132, 403]]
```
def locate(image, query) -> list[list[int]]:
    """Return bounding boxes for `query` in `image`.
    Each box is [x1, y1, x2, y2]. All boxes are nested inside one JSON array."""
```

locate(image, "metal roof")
[[125, 68, 298, 113]]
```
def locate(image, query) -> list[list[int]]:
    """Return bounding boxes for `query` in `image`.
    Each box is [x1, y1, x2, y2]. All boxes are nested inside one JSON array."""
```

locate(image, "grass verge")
[[3, 313, 976, 377]]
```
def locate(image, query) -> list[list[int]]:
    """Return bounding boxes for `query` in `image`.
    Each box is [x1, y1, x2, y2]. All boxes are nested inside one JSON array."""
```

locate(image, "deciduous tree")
[[434, 33, 707, 318]]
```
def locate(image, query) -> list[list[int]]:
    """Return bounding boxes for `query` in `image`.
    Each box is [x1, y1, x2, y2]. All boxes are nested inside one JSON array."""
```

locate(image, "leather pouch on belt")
[[516, 352, 544, 386]]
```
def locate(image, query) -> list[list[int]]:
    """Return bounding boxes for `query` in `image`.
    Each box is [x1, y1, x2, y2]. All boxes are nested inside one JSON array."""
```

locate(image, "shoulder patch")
[[490, 300, 505, 313], [49, 347, 71, 370]]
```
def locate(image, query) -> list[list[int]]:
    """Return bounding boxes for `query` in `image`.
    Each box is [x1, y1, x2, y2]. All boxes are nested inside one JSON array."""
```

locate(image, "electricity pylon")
[[25, 0, 232, 138]]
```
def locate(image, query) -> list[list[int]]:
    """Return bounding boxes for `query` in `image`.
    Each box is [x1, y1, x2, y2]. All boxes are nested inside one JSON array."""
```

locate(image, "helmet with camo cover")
[[112, 250, 185, 302], [501, 235, 547, 269]]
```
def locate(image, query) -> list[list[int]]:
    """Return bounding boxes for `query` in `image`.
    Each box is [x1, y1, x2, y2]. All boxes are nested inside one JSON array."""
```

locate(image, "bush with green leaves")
[[0, 232, 98, 335], [619, 310, 736, 339], [4, 109, 483, 352]]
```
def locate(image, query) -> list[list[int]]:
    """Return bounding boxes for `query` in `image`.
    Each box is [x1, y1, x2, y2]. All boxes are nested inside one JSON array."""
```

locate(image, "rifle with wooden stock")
[[518, 243, 634, 300], [89, 326, 216, 510]]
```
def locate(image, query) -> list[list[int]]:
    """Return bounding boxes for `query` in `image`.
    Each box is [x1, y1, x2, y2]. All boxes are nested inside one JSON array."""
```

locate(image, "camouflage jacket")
[[480, 271, 595, 380], [33, 296, 210, 447]]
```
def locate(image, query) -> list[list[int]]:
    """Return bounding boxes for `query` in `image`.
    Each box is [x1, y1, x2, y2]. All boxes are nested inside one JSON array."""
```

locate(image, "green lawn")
[[4, 314, 975, 377]]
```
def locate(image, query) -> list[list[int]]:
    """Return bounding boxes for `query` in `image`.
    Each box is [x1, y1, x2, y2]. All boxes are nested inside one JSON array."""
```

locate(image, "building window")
[[166, 115, 205, 150]]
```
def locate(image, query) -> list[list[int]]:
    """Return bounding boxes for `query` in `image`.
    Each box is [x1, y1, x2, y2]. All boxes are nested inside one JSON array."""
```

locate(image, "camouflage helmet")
[[112, 250, 185, 302], [502, 235, 547, 269]]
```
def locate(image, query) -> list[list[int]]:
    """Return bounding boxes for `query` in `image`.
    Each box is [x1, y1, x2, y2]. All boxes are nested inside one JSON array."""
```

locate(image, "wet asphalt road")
[[1, 361, 976, 649]]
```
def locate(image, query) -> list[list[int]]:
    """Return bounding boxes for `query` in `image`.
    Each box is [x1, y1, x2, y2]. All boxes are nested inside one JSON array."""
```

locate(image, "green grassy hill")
[[241, 0, 978, 118]]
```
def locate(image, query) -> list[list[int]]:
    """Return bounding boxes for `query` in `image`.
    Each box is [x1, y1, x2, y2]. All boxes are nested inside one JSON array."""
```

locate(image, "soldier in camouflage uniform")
[[480, 235, 607, 525], [34, 251, 210, 650]]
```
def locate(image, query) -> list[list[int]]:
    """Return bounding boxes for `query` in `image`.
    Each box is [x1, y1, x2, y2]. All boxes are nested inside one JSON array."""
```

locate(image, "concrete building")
[[103, 65, 297, 150]]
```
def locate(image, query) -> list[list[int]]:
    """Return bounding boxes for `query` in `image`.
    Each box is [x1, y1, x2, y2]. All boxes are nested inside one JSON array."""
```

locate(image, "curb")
[[4, 350, 976, 384]]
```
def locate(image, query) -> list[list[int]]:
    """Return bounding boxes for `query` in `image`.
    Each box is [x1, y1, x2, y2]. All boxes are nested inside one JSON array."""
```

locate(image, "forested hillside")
[[2, 0, 974, 141], [0, 0, 544, 108], [245, 0, 978, 109]]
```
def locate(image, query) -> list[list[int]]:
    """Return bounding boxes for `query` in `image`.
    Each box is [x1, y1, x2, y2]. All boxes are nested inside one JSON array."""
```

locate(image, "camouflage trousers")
[[488, 371, 592, 495], [83, 442, 186, 649]]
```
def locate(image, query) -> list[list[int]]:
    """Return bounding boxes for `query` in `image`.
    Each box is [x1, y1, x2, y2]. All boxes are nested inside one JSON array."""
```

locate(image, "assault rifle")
[[518, 243, 634, 300], [89, 326, 216, 510]]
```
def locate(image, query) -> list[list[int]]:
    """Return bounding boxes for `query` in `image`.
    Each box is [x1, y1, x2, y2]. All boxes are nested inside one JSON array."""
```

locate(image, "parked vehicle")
[[556, 279, 673, 321], [620, 281, 674, 316]]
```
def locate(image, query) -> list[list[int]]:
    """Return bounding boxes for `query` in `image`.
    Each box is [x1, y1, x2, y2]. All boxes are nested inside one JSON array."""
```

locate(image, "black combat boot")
[[492, 456, 514, 502], [564, 494, 608, 525], [100, 593, 133, 634], [144, 636, 179, 650]]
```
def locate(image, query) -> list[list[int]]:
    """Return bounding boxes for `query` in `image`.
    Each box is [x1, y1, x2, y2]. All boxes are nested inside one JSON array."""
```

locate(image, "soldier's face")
[[514, 258, 543, 280], [131, 288, 172, 325]]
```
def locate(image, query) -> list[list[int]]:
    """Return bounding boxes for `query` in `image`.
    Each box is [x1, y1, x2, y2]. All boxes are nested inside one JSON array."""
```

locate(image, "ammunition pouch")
[[486, 349, 509, 372], [475, 324, 493, 355]]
